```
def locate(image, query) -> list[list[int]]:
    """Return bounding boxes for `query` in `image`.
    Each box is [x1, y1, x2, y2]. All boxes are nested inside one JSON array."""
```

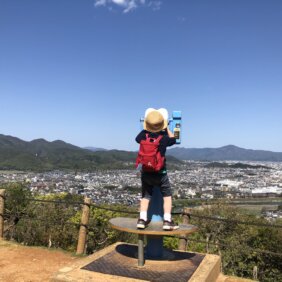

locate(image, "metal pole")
[[146, 187, 163, 258], [138, 234, 145, 266]]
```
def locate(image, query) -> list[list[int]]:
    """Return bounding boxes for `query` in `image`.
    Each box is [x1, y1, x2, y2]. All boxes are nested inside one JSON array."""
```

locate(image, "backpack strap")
[[155, 135, 163, 143], [145, 133, 163, 143]]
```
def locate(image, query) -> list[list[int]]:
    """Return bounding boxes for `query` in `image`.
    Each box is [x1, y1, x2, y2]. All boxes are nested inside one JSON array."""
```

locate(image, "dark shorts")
[[141, 172, 172, 199]]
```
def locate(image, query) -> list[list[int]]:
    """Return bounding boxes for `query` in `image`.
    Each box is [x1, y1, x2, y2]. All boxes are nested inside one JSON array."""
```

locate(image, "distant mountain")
[[0, 134, 91, 171], [167, 145, 282, 161], [0, 134, 181, 171], [5, 134, 280, 170], [84, 146, 107, 152]]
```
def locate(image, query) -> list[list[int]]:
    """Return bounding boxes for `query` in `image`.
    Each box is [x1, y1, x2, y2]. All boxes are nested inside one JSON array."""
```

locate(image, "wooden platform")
[[109, 217, 198, 235], [109, 217, 198, 266], [53, 242, 222, 282]]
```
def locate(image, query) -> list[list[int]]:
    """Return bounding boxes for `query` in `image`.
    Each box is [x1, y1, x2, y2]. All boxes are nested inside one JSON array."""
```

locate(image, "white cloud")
[[94, 0, 107, 6], [94, 0, 162, 13], [148, 1, 161, 11], [123, 1, 138, 13], [112, 0, 126, 5]]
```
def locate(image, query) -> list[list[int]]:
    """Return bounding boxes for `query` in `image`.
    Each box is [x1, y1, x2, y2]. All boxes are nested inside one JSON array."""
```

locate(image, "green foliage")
[[163, 236, 179, 250], [85, 204, 137, 254], [2, 184, 282, 281], [162, 203, 282, 281], [3, 185, 137, 253], [187, 204, 282, 281], [5, 191, 83, 251], [2, 182, 32, 235]]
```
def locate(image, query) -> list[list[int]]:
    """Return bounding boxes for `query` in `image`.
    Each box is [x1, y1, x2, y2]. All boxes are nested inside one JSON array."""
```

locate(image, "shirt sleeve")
[[166, 136, 176, 146], [135, 130, 146, 143], [159, 135, 176, 156]]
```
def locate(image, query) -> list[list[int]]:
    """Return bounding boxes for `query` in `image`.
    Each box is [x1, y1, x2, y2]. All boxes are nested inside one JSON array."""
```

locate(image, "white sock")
[[140, 211, 147, 221], [164, 213, 171, 222]]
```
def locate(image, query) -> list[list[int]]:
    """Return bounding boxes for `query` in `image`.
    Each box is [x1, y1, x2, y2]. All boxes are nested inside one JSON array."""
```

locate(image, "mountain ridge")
[[1, 134, 282, 171], [0, 134, 180, 171], [167, 145, 282, 161]]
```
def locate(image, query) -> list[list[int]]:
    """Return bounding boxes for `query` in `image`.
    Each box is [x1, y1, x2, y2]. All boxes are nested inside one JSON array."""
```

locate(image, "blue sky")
[[1, 0, 281, 151]]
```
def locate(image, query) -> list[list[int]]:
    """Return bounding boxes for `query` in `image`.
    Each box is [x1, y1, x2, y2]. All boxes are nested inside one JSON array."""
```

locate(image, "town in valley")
[[1, 161, 282, 220]]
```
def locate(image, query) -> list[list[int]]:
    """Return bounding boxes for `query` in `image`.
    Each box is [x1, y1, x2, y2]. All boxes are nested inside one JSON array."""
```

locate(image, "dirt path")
[[0, 240, 78, 282]]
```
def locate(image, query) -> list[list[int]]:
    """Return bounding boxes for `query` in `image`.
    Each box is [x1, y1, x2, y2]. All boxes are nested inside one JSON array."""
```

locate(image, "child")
[[135, 108, 179, 231]]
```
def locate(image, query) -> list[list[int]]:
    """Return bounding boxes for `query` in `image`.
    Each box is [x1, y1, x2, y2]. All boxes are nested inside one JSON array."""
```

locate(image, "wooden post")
[[253, 266, 258, 280], [0, 189, 5, 239], [216, 239, 222, 272], [76, 197, 91, 255], [206, 233, 210, 253], [178, 207, 191, 251]]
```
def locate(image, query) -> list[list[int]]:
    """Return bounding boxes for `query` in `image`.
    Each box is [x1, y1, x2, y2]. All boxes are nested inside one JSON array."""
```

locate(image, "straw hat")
[[158, 108, 169, 125], [144, 108, 167, 132]]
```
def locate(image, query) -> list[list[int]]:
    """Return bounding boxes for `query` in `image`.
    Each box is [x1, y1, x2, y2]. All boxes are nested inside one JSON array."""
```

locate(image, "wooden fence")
[[0, 189, 192, 255]]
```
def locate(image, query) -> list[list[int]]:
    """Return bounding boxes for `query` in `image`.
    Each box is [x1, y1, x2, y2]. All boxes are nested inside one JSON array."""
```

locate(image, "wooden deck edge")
[[52, 242, 221, 282], [189, 253, 221, 282], [216, 273, 256, 282]]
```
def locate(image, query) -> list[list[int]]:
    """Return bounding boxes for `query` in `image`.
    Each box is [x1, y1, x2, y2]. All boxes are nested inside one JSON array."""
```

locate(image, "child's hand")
[[167, 127, 174, 138]]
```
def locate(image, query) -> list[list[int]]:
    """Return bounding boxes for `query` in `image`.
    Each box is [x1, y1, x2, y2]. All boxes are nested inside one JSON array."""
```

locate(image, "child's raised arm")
[[166, 127, 175, 138]]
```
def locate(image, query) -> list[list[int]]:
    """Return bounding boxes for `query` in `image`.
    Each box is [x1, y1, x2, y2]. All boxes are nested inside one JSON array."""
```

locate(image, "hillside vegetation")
[[2, 182, 282, 282], [0, 134, 181, 171]]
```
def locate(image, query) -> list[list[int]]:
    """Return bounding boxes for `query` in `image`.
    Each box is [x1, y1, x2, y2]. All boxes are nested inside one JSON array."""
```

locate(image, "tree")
[[185, 203, 282, 281], [2, 182, 32, 240]]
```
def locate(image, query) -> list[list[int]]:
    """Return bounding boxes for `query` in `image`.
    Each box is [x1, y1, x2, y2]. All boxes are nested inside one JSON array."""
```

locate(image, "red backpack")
[[136, 134, 165, 172]]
